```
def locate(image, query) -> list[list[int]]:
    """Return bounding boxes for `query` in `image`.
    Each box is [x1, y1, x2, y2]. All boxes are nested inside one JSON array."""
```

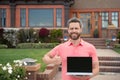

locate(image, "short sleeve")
[[49, 45, 60, 57]]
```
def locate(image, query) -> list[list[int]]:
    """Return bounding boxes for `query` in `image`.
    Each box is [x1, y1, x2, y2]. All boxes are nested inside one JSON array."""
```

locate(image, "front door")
[[80, 13, 92, 37]]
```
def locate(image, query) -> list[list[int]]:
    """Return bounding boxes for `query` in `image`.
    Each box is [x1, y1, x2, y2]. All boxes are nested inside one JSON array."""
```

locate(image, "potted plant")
[[93, 28, 99, 38]]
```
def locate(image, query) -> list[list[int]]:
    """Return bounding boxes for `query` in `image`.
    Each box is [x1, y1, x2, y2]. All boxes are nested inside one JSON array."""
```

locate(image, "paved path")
[[96, 49, 120, 57], [53, 71, 120, 80], [53, 49, 120, 80]]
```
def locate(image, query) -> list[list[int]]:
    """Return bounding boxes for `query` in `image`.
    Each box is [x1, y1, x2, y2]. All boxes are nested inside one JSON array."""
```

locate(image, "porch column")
[[108, 12, 112, 23], [91, 12, 95, 37], [98, 12, 102, 38], [119, 12, 120, 28], [10, 3, 16, 27]]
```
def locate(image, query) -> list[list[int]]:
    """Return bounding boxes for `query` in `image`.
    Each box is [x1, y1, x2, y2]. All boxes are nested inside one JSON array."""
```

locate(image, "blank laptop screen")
[[67, 57, 92, 75]]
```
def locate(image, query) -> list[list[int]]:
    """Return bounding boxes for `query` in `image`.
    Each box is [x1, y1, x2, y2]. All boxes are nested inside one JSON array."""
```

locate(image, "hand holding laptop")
[[72, 75, 90, 80]]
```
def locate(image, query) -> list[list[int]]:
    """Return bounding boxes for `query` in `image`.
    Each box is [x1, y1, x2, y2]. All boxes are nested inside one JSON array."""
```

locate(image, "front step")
[[99, 56, 120, 73], [99, 61, 120, 66], [99, 57, 120, 61], [95, 46, 107, 49], [100, 66, 120, 73], [83, 38, 106, 49]]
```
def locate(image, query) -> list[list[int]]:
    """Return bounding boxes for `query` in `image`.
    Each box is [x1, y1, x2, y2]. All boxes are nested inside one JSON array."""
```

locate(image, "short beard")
[[69, 33, 81, 40]]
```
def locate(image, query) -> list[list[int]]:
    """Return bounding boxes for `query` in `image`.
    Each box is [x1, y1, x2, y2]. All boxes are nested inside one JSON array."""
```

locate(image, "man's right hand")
[[52, 55, 61, 65]]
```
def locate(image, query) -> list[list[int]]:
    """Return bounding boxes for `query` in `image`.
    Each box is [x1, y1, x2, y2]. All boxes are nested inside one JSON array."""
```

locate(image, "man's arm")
[[42, 52, 61, 65], [91, 61, 99, 78]]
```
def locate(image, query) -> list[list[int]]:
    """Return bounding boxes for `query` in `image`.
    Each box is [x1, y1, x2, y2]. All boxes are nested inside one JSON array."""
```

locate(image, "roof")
[[71, 0, 120, 9]]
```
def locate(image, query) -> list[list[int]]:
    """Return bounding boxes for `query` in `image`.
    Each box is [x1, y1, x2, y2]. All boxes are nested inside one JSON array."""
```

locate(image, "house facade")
[[0, 0, 120, 38]]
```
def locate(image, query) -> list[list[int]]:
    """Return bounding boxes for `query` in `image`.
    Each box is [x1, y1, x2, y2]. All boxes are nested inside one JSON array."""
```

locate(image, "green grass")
[[113, 48, 120, 54], [0, 49, 51, 71]]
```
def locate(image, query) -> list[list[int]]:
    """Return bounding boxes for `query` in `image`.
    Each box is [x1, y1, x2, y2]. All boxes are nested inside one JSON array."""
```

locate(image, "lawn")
[[0, 49, 51, 71]]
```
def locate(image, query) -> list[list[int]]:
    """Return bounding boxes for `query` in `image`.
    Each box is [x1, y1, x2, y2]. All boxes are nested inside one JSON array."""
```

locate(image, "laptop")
[[67, 57, 93, 76]]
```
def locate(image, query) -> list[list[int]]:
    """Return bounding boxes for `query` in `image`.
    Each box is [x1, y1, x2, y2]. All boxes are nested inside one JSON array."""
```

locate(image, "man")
[[42, 17, 99, 80]]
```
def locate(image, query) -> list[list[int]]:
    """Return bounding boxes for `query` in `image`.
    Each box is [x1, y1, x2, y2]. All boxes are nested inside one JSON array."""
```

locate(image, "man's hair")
[[67, 17, 83, 28]]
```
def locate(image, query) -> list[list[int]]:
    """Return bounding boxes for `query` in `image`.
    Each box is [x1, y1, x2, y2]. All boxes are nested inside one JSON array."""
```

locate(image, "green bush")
[[0, 28, 4, 44], [117, 32, 120, 44], [114, 44, 120, 48], [0, 60, 26, 80], [0, 44, 8, 49], [93, 28, 99, 38], [17, 28, 38, 43], [3, 29, 18, 48], [16, 43, 59, 49], [50, 29, 63, 43]]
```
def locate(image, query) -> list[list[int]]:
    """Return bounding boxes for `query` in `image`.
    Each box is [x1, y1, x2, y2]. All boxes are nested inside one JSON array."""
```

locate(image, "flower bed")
[[0, 60, 26, 80]]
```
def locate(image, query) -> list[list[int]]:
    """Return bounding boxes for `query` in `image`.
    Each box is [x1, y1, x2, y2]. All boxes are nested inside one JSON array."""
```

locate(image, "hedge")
[[16, 43, 60, 49]]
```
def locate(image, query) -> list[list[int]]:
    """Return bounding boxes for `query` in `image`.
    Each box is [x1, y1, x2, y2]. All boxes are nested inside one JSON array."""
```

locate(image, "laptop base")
[[67, 72, 93, 76]]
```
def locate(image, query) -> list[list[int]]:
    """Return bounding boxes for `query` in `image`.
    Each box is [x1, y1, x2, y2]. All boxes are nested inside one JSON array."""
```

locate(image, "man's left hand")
[[72, 75, 90, 80]]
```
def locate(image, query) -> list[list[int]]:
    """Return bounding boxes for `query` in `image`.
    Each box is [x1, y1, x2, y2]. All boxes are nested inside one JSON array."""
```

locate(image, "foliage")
[[39, 28, 50, 43], [3, 29, 18, 48], [117, 32, 120, 44], [105, 39, 111, 46], [50, 29, 63, 43], [0, 44, 7, 49], [113, 48, 120, 54], [16, 43, 59, 49], [0, 60, 26, 80], [39, 28, 49, 38], [93, 28, 99, 38], [0, 28, 4, 44], [17, 28, 38, 43], [114, 44, 120, 48]]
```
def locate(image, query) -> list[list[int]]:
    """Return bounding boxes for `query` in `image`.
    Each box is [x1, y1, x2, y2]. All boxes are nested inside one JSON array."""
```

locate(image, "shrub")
[[39, 28, 49, 37], [0, 44, 8, 49], [0, 28, 4, 44], [114, 44, 120, 48], [16, 43, 59, 49], [3, 29, 18, 48], [0, 60, 26, 80], [93, 28, 99, 38], [39, 28, 50, 43], [17, 28, 38, 43], [117, 32, 120, 44], [50, 29, 63, 43]]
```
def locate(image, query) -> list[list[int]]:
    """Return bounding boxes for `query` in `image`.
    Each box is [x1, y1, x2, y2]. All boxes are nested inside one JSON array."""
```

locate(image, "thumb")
[[55, 54, 60, 57], [55, 55, 60, 58]]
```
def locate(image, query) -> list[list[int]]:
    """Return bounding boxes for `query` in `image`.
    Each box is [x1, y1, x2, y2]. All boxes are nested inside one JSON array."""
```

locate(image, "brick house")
[[0, 0, 120, 38]]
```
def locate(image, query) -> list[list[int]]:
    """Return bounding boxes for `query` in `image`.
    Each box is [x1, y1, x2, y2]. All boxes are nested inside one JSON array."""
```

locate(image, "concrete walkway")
[[96, 49, 120, 57], [53, 49, 120, 80]]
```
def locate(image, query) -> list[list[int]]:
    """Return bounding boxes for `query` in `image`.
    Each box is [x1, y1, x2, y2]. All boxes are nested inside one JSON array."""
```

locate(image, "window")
[[95, 13, 99, 28], [102, 12, 108, 28], [112, 12, 118, 28], [56, 8, 62, 27], [29, 9, 53, 27], [80, 13, 91, 34], [0, 8, 6, 27], [20, 8, 26, 27]]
